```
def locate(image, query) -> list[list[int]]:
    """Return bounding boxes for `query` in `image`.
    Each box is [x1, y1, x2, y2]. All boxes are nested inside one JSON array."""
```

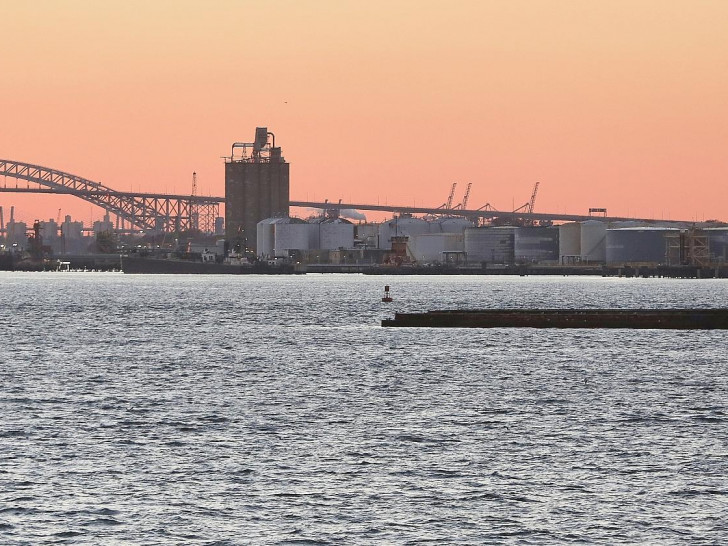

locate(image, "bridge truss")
[[2, 159, 696, 233], [0, 159, 222, 233]]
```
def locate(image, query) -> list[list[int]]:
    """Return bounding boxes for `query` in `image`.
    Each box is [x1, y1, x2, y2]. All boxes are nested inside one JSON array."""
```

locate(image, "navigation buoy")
[[382, 285, 393, 302]]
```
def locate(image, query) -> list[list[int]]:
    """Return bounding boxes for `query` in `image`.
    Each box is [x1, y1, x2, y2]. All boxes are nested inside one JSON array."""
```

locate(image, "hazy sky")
[[1, 0, 727, 224]]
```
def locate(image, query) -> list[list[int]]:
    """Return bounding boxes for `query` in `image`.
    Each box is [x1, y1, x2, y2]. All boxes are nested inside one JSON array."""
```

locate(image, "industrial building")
[[3, 127, 727, 271], [248, 213, 728, 269], [225, 127, 289, 253]]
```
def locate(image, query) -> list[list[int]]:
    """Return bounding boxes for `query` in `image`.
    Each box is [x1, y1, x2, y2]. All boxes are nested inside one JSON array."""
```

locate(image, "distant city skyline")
[[1, 0, 727, 225]]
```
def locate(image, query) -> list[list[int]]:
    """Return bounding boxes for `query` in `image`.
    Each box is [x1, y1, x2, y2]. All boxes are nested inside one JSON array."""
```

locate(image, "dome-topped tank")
[[256, 216, 310, 258], [355, 223, 379, 248], [431, 217, 474, 234], [310, 217, 354, 250], [378, 215, 430, 249]]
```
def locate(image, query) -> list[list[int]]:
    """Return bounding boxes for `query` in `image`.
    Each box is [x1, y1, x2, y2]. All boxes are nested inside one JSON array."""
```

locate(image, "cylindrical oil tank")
[[272, 218, 311, 258], [431, 217, 474, 234], [606, 228, 676, 264], [514, 226, 559, 263], [355, 223, 379, 248], [410, 233, 464, 263], [706, 228, 728, 262], [559, 223, 581, 262], [464, 227, 515, 264], [378, 215, 430, 249], [316, 218, 355, 250], [580, 220, 606, 262], [256, 217, 277, 258]]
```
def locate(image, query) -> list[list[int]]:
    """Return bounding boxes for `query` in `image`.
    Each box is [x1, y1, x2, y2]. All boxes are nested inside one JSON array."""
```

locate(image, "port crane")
[[527, 181, 539, 215], [513, 182, 539, 215], [513, 182, 539, 226], [458, 182, 472, 210], [445, 182, 457, 210]]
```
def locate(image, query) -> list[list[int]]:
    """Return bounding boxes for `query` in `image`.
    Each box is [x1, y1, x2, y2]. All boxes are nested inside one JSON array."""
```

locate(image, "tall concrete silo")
[[225, 128, 289, 253]]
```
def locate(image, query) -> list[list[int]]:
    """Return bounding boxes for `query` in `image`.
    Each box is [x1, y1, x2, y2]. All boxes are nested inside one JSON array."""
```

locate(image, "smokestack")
[[10, 206, 14, 223], [0, 206, 4, 231]]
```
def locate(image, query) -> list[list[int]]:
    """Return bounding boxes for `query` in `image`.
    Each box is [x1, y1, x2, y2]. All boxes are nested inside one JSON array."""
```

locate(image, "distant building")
[[40, 218, 59, 240], [61, 215, 85, 254], [5, 220, 28, 250], [93, 213, 114, 234]]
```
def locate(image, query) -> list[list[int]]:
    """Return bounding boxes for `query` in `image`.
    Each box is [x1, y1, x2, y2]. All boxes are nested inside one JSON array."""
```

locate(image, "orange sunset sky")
[[1, 0, 727, 225]]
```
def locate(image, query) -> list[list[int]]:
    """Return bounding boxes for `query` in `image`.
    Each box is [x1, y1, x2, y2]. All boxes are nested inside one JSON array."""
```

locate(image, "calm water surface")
[[1, 272, 727, 544]]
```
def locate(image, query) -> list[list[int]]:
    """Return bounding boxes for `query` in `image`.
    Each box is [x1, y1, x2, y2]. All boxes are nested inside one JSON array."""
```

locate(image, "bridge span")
[[2, 158, 695, 231], [289, 201, 691, 225], [0, 159, 220, 233]]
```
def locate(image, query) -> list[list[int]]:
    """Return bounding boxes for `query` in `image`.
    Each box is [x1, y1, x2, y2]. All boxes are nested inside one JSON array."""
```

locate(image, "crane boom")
[[460, 182, 472, 210], [446, 182, 457, 210], [527, 181, 539, 214]]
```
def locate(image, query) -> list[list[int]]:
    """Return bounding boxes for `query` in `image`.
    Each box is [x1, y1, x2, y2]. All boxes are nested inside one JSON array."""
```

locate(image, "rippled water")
[[1, 272, 727, 544]]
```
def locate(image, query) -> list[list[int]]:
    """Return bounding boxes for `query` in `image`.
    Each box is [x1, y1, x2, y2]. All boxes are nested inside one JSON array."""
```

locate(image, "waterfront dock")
[[382, 308, 728, 329]]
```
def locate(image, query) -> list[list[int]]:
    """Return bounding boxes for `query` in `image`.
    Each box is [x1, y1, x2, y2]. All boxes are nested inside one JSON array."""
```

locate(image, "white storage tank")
[[606, 227, 677, 264], [256, 217, 278, 258], [464, 227, 515, 264], [431, 217, 474, 234], [706, 228, 728, 263], [271, 217, 312, 258], [410, 233, 464, 263], [355, 223, 379, 248], [580, 220, 606, 262], [559, 223, 581, 262], [315, 218, 355, 250], [515, 226, 559, 263], [378, 215, 430, 249]]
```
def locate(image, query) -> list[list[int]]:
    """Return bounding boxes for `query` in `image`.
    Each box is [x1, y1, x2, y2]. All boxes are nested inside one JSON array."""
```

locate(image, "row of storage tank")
[[256, 216, 728, 265]]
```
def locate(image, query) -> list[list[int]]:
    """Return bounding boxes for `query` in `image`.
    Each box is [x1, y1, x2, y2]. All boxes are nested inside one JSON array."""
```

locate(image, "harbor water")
[[1, 273, 727, 544]]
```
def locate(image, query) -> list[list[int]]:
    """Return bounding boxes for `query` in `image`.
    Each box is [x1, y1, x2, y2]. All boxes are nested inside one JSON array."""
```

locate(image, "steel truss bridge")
[[2, 159, 695, 231], [0, 159, 221, 233]]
